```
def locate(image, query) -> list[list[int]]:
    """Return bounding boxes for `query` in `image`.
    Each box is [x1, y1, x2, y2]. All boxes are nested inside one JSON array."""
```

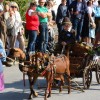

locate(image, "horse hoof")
[[47, 94, 51, 98], [59, 90, 62, 93], [68, 91, 71, 94], [34, 92, 38, 97]]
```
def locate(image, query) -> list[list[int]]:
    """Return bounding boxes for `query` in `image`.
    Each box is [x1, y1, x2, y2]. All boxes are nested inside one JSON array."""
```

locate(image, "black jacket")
[[60, 29, 76, 44], [56, 4, 70, 24], [68, 0, 87, 19]]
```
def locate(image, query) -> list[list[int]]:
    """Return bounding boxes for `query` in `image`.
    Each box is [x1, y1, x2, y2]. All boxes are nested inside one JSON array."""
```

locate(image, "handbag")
[[90, 22, 96, 29], [6, 16, 15, 36], [7, 28, 13, 36]]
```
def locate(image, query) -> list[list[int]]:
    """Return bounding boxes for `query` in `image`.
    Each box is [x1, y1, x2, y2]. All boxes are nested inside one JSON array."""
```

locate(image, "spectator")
[[56, 0, 69, 42], [93, 0, 98, 7], [69, 0, 87, 42], [36, 0, 50, 53], [81, 0, 96, 44], [5, 2, 25, 51], [46, 0, 56, 52], [94, 0, 100, 32], [0, 38, 6, 91], [94, 20, 100, 47], [46, 0, 55, 39], [25, 1, 39, 56], [0, 0, 7, 48]]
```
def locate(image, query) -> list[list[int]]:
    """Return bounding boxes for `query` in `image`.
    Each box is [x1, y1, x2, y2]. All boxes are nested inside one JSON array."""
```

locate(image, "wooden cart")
[[69, 43, 100, 89]]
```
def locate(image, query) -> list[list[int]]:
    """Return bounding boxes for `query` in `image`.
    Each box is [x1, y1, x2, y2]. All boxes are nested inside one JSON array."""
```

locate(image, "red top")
[[25, 8, 39, 30]]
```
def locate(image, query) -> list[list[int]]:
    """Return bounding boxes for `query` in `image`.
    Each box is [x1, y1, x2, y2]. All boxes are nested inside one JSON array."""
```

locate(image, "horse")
[[19, 52, 50, 99], [19, 53, 71, 100], [43, 54, 71, 100], [7, 49, 70, 100]]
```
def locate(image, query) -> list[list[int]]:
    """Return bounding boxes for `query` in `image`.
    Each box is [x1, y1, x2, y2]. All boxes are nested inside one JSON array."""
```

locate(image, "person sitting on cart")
[[60, 21, 76, 55]]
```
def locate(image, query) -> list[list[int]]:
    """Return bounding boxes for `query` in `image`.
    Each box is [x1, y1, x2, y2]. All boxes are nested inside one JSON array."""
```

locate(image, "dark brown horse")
[[19, 52, 50, 99]]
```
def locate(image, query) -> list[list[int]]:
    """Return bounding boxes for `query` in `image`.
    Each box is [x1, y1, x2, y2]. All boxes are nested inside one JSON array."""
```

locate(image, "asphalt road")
[[0, 64, 100, 100]]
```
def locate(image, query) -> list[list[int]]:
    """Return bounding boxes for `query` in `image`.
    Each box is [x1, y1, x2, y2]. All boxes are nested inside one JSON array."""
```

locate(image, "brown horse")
[[7, 48, 26, 60], [19, 52, 50, 99], [43, 54, 70, 100], [7, 49, 70, 100]]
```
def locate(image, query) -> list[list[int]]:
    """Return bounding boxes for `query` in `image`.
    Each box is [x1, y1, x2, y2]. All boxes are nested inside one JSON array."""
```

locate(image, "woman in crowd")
[[0, 0, 7, 48], [94, 20, 100, 47], [0, 38, 7, 91], [25, 1, 39, 56], [5, 2, 25, 51], [94, 0, 100, 32], [81, 0, 96, 44], [46, 0, 56, 52]]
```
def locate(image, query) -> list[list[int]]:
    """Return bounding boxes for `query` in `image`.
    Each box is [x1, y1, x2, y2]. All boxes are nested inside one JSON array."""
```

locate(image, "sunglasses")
[[11, 6, 17, 8]]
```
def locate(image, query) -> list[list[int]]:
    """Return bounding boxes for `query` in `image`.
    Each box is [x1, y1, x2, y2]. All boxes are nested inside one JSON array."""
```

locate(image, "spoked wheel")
[[83, 67, 92, 89], [95, 64, 100, 84]]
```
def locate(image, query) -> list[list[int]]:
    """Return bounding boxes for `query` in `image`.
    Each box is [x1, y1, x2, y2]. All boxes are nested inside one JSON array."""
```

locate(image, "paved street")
[[0, 64, 100, 100]]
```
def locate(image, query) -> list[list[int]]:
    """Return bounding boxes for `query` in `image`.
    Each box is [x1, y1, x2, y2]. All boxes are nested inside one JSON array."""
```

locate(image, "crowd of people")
[[0, 0, 100, 91]]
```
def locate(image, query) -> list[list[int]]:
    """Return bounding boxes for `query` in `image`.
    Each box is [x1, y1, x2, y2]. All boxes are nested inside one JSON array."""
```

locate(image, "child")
[[60, 21, 76, 46], [0, 39, 7, 91]]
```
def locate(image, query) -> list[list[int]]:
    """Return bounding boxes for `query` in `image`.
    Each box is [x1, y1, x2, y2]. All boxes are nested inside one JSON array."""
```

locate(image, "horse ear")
[[14, 48, 20, 52]]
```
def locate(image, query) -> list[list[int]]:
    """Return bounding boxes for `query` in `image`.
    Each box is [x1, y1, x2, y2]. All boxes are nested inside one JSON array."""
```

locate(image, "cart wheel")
[[95, 64, 100, 84], [83, 68, 92, 89]]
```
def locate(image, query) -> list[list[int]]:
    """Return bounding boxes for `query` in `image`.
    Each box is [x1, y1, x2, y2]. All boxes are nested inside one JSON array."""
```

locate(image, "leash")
[[6, 56, 27, 92]]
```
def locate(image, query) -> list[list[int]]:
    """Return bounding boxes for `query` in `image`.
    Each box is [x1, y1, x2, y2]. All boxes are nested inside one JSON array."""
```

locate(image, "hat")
[[62, 17, 72, 26], [9, 2, 19, 9], [63, 22, 72, 26]]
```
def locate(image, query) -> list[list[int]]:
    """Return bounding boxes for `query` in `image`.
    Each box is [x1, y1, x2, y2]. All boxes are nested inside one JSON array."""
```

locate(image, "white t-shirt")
[[28, 9, 35, 16], [0, 3, 3, 12], [87, 6, 94, 23]]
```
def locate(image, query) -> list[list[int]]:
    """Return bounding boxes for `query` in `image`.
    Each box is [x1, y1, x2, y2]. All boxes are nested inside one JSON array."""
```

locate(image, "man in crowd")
[[69, 0, 87, 42], [36, 0, 50, 53]]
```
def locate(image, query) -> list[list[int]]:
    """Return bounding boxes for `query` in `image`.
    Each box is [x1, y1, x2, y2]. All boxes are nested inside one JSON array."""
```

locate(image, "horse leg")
[[67, 74, 71, 94], [28, 75, 38, 99], [47, 80, 53, 98], [44, 73, 52, 100], [44, 80, 49, 100], [28, 76, 34, 99], [59, 75, 64, 93], [32, 75, 38, 97]]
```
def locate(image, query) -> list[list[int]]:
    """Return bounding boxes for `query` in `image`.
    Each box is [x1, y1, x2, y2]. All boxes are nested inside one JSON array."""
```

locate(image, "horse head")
[[7, 48, 26, 60], [6, 48, 26, 67]]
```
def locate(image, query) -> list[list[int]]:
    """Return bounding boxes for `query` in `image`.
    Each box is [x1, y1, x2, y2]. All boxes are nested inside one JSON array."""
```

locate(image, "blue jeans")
[[72, 18, 84, 41], [27, 30, 37, 53], [39, 23, 48, 52]]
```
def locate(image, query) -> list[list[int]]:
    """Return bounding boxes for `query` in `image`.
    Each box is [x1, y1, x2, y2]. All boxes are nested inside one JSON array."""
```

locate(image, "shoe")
[[29, 51, 35, 56], [45, 50, 49, 53]]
